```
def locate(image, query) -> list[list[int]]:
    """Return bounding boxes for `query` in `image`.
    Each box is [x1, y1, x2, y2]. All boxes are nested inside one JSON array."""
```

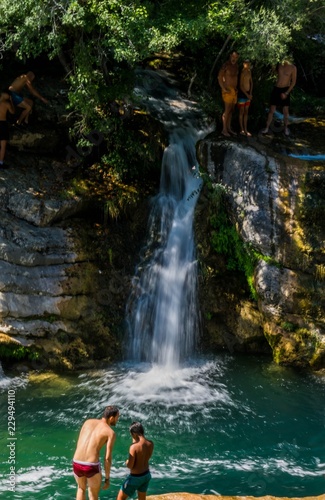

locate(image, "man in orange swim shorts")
[[218, 50, 239, 136]]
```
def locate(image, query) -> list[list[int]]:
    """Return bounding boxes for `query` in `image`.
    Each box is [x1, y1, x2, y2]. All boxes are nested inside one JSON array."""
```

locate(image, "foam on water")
[[76, 358, 233, 415]]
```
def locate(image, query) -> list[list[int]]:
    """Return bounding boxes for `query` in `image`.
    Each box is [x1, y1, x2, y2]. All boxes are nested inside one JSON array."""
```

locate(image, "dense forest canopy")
[[0, 0, 324, 211]]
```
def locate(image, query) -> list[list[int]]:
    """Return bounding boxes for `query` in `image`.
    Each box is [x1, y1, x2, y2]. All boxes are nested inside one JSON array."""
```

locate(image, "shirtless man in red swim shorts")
[[73, 405, 120, 500], [218, 50, 239, 137]]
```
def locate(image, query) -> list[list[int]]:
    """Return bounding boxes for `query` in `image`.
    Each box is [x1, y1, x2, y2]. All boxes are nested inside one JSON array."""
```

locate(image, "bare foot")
[[261, 128, 269, 134], [246, 131, 252, 137], [221, 131, 231, 137]]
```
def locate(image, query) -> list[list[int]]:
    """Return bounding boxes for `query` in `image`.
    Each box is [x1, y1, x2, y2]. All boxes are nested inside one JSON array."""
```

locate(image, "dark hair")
[[103, 405, 119, 419], [130, 421, 144, 436], [229, 50, 239, 57]]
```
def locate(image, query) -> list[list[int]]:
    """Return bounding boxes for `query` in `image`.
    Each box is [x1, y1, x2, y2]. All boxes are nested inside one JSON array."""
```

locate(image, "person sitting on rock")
[[0, 91, 15, 168], [8, 71, 48, 127]]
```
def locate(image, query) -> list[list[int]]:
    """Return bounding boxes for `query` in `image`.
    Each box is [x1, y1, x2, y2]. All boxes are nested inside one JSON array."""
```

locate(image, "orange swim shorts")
[[222, 88, 237, 104]]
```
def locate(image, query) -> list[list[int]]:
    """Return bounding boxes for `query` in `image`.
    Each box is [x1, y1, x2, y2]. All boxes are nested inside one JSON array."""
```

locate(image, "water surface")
[[1, 354, 324, 499]]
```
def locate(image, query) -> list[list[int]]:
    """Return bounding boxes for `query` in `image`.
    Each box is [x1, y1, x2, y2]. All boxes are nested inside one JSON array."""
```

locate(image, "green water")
[[0, 354, 324, 499]]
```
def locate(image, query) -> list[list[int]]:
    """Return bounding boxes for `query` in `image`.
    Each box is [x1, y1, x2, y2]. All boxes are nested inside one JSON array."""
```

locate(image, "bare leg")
[[87, 473, 102, 500], [238, 107, 245, 134], [0, 140, 7, 162], [17, 98, 33, 125], [244, 107, 251, 135], [283, 105, 290, 135], [117, 489, 128, 500], [227, 103, 236, 134], [138, 492, 147, 500], [262, 105, 276, 133], [75, 476, 87, 500], [221, 102, 233, 136]]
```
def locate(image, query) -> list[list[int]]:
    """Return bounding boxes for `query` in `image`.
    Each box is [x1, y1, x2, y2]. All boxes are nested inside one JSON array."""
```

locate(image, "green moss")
[[0, 343, 39, 361], [281, 321, 297, 332], [207, 183, 257, 299]]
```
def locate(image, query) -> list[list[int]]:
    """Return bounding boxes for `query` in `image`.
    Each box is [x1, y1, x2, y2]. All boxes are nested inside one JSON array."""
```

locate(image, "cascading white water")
[[125, 70, 213, 368]]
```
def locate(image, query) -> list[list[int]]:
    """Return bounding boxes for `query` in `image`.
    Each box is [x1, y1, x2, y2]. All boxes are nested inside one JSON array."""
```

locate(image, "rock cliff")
[[0, 70, 324, 372], [0, 76, 137, 370], [196, 129, 325, 369]]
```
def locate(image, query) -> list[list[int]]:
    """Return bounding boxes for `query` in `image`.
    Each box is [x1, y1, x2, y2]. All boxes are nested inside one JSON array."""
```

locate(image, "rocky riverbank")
[[148, 494, 325, 500]]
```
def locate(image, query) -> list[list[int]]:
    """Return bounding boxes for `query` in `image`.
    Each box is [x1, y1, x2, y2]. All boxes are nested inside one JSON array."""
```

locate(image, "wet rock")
[[197, 134, 325, 368]]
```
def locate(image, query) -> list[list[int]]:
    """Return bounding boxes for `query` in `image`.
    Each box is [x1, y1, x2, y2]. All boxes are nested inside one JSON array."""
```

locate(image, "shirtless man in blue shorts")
[[117, 422, 154, 500], [262, 59, 297, 136], [8, 71, 48, 127], [73, 405, 120, 500]]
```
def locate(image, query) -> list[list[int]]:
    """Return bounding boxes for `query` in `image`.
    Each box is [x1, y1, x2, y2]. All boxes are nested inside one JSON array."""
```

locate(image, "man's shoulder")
[[219, 61, 229, 72]]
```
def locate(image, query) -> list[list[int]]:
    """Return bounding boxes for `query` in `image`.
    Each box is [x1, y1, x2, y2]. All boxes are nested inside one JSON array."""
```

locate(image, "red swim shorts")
[[73, 460, 101, 478]]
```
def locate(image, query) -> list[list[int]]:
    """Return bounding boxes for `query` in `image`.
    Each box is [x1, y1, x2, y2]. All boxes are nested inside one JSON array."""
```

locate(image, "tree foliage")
[[0, 0, 323, 100], [0, 0, 323, 212]]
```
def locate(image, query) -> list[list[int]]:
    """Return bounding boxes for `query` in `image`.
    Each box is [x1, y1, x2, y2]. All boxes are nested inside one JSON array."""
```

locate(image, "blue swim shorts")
[[9, 91, 24, 106], [120, 471, 151, 497]]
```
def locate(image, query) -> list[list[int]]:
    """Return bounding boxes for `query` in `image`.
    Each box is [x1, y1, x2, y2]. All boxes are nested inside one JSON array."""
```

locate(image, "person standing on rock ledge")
[[262, 58, 297, 137], [72, 405, 120, 500], [117, 422, 154, 500], [8, 71, 49, 127], [218, 50, 239, 137], [0, 90, 15, 168]]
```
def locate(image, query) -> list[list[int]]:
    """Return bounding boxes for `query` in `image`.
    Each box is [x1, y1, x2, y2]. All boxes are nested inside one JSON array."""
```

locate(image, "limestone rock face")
[[196, 135, 325, 368], [0, 88, 127, 370], [147, 494, 325, 500]]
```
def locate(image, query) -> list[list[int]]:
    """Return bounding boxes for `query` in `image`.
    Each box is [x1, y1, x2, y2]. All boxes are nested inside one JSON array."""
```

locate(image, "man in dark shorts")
[[0, 91, 15, 168], [117, 422, 154, 500], [262, 59, 297, 136], [72, 405, 120, 500]]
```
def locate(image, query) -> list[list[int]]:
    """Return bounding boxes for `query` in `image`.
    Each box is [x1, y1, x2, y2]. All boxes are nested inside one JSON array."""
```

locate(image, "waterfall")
[[125, 70, 213, 368]]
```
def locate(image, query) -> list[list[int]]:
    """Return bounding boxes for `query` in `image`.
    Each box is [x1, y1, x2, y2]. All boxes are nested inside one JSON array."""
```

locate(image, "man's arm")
[[217, 64, 227, 91], [125, 444, 136, 470], [285, 66, 297, 96], [26, 81, 48, 103], [103, 432, 116, 488]]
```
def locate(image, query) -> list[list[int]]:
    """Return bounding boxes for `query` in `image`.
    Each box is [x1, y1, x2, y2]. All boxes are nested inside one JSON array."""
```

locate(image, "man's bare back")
[[9, 74, 32, 93], [127, 435, 154, 474], [73, 418, 116, 463]]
